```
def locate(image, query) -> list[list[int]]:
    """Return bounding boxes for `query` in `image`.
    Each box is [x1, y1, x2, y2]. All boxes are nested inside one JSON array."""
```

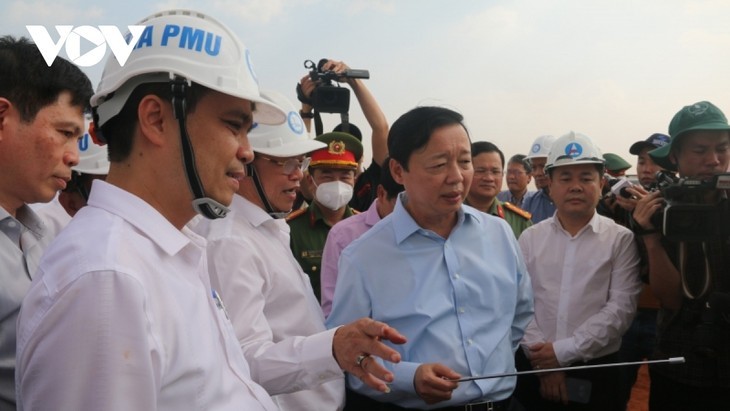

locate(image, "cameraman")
[[298, 59, 388, 211], [614, 133, 670, 409], [632, 101, 730, 410]]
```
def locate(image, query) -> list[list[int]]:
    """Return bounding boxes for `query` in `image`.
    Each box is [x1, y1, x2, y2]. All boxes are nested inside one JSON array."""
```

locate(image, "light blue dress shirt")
[[326, 193, 534, 409], [522, 189, 555, 224], [0, 205, 48, 410]]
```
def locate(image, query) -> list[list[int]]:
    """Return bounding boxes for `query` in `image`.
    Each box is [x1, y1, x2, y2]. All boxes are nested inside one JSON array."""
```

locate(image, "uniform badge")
[[329, 140, 346, 156]]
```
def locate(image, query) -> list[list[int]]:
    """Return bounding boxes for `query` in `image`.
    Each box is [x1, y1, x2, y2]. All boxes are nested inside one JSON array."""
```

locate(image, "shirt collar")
[[231, 194, 271, 228], [550, 210, 602, 236], [87, 180, 192, 256], [364, 199, 382, 227], [391, 192, 479, 244], [0, 204, 47, 246], [307, 202, 355, 227]]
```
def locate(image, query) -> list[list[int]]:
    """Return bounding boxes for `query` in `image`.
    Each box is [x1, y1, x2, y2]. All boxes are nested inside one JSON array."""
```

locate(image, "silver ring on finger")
[[355, 354, 369, 367]]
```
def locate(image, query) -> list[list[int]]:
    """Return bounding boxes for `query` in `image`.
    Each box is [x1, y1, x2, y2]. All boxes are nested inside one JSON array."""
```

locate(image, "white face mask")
[[314, 180, 353, 210]]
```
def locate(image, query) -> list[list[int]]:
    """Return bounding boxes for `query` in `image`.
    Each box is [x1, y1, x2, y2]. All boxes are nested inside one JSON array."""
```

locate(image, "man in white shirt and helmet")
[[515, 132, 640, 411], [17, 9, 319, 411], [192, 91, 405, 410]]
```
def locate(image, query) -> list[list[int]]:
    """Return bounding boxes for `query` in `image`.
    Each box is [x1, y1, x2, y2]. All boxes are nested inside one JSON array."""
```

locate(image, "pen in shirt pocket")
[[212, 289, 230, 320]]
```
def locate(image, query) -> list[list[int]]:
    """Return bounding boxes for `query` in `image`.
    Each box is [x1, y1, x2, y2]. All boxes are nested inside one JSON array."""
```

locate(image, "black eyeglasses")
[[257, 155, 311, 175]]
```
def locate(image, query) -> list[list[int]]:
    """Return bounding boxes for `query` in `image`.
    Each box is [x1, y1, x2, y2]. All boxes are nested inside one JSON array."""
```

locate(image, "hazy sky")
[[4, 0, 730, 174]]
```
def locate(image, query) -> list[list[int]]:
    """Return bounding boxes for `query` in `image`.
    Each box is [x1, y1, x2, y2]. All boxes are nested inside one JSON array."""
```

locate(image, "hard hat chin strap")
[[245, 163, 290, 219], [171, 77, 230, 220]]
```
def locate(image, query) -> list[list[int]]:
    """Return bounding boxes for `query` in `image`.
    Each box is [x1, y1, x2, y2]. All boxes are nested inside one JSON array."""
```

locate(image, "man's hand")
[[413, 363, 461, 404], [527, 342, 560, 370], [613, 184, 645, 211], [297, 74, 316, 108], [631, 188, 664, 230], [333, 318, 407, 393], [537, 371, 568, 404]]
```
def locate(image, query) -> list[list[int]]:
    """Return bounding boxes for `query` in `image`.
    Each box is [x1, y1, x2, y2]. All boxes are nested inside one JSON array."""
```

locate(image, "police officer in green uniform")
[[287, 132, 363, 302], [465, 141, 532, 238]]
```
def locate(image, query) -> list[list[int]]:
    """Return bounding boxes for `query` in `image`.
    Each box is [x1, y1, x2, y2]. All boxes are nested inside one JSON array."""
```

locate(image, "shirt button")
[[459, 308, 465, 313], [454, 273, 460, 279], [467, 339, 474, 345], [7, 221, 16, 228], [311, 266, 317, 272]]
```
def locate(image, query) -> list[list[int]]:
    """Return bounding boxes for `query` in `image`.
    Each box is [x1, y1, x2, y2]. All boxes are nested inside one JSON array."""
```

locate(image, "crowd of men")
[[1, 7, 729, 411]]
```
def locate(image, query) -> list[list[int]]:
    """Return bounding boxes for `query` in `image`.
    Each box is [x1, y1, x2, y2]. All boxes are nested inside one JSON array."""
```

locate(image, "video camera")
[[652, 171, 730, 241], [302, 59, 369, 114]]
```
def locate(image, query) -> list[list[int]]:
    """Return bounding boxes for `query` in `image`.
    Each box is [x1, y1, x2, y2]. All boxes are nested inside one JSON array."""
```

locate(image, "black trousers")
[[344, 388, 515, 411], [512, 350, 621, 411]]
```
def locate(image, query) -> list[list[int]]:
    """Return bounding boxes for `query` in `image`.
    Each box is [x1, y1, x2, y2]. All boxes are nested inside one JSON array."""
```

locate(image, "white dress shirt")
[[518, 212, 641, 366], [192, 195, 344, 411], [32, 197, 72, 240], [16, 180, 277, 411]]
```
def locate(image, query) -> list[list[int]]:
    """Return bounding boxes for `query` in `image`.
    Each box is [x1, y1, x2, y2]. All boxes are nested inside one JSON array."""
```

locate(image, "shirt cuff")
[[551, 338, 577, 367], [391, 361, 420, 394], [301, 327, 343, 380]]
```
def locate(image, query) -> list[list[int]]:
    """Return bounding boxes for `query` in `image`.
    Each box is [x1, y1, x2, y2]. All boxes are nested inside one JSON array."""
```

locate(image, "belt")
[[437, 397, 511, 411]]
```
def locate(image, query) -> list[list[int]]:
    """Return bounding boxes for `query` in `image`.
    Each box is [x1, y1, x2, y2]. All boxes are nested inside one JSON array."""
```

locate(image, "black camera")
[[303, 59, 369, 114], [652, 171, 730, 241]]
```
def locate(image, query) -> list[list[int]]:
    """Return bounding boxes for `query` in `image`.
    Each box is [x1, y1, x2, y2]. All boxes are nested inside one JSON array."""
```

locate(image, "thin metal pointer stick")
[[454, 357, 685, 382]]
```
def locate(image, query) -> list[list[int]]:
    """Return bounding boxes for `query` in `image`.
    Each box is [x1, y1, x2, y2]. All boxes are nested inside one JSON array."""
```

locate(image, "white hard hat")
[[525, 135, 556, 159], [248, 90, 326, 157], [546, 131, 605, 171], [74, 116, 110, 175], [91, 9, 285, 128]]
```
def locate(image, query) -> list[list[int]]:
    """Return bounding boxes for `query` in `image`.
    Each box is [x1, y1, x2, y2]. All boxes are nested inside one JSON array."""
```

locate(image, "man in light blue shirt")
[[0, 36, 92, 411], [326, 106, 534, 410]]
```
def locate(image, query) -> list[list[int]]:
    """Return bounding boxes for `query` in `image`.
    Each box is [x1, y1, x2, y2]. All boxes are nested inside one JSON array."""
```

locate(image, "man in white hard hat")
[[18, 10, 317, 411], [192, 91, 405, 411], [522, 135, 557, 223], [515, 132, 641, 410]]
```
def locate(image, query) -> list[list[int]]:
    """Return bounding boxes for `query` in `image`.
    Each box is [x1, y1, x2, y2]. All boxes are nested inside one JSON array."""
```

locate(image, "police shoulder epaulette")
[[504, 202, 532, 220], [285, 208, 306, 222]]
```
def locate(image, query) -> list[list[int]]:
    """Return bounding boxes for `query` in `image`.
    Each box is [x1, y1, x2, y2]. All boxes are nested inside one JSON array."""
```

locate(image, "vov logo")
[[26, 25, 145, 67]]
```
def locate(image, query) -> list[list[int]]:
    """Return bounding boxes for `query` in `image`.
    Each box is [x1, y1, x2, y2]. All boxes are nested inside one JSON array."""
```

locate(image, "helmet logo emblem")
[[688, 102, 709, 117], [287, 111, 304, 135], [328, 140, 346, 156], [531, 143, 541, 153], [564, 143, 583, 158]]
